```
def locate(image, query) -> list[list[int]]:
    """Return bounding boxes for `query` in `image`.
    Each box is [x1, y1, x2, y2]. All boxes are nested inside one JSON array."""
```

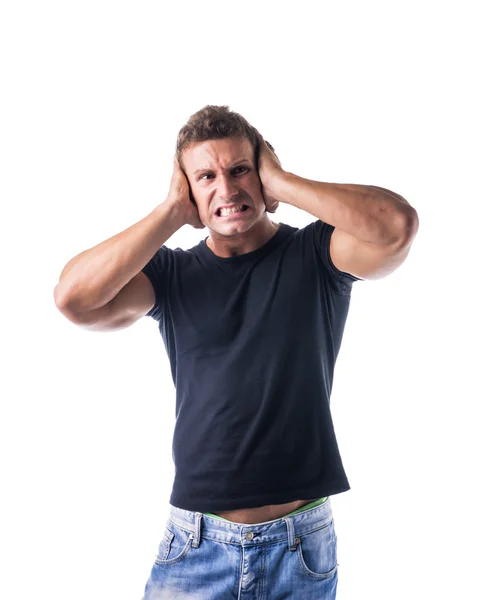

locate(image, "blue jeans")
[[142, 497, 338, 599]]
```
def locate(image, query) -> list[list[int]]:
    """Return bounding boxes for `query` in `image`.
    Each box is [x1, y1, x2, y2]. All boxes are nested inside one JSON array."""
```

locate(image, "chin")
[[210, 224, 250, 236]]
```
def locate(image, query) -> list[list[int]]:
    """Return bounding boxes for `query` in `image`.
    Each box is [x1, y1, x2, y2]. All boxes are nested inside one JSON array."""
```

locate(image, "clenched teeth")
[[217, 205, 247, 217]]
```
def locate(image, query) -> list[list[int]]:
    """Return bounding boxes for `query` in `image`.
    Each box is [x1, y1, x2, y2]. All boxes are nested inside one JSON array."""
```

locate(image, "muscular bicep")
[[330, 226, 415, 281], [57, 271, 156, 332]]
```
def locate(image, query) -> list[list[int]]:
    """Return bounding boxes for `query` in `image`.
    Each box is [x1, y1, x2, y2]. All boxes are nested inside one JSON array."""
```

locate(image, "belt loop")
[[284, 516, 300, 552], [191, 512, 202, 548]]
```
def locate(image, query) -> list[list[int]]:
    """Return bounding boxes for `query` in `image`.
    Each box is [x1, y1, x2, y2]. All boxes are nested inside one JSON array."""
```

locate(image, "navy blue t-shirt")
[[141, 220, 360, 512]]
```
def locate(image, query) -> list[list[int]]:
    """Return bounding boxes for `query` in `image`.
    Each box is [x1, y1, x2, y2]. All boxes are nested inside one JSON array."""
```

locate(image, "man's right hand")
[[166, 157, 205, 230]]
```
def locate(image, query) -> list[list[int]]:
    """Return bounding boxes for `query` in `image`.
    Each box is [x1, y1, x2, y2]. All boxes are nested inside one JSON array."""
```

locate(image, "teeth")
[[219, 205, 245, 216]]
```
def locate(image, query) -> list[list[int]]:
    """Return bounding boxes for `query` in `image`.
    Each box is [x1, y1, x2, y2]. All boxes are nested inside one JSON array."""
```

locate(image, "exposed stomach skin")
[[213, 498, 318, 524]]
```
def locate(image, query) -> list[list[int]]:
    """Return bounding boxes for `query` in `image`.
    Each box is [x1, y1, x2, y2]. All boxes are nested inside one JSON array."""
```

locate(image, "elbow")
[[391, 206, 419, 247], [53, 284, 69, 310], [53, 285, 85, 316], [402, 206, 420, 243]]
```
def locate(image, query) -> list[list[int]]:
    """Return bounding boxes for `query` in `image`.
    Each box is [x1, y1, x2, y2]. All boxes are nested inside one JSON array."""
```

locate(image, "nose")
[[216, 174, 239, 201]]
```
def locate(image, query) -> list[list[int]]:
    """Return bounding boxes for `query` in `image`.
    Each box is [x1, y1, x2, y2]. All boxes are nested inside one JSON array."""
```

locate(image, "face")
[[181, 136, 268, 237]]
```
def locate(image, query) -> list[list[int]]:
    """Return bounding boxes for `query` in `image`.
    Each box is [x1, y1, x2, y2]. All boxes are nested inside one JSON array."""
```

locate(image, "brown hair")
[[176, 105, 258, 170]]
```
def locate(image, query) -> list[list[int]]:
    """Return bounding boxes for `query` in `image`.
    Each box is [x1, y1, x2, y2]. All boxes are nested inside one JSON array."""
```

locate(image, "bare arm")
[[54, 157, 204, 327], [271, 174, 419, 280], [54, 201, 185, 313], [254, 130, 419, 280]]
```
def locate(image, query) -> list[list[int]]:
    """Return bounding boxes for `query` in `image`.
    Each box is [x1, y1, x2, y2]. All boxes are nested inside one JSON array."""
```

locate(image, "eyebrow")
[[193, 159, 250, 176]]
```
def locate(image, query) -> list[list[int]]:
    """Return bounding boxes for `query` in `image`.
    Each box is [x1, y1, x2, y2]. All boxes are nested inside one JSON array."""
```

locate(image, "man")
[[54, 105, 419, 599]]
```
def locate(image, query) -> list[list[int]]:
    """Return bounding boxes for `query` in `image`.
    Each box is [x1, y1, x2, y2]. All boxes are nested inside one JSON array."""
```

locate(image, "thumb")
[[267, 201, 279, 213]]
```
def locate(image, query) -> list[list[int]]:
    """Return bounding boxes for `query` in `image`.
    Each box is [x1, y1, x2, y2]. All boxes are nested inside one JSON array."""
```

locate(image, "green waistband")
[[204, 497, 329, 522]]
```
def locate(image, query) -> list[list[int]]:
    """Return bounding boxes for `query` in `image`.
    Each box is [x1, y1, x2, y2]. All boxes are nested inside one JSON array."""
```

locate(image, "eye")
[[199, 166, 248, 181]]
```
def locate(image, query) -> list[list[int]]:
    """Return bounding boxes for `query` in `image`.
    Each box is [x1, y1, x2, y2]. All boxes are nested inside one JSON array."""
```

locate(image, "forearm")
[[273, 172, 416, 245], [54, 201, 185, 313]]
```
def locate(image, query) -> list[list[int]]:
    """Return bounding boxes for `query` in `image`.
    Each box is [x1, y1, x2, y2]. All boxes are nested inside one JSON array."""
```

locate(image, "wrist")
[[265, 169, 292, 205], [155, 199, 187, 229]]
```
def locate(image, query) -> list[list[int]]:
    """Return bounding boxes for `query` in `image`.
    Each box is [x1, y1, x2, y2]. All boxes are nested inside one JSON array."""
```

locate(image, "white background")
[[1, 1, 478, 598]]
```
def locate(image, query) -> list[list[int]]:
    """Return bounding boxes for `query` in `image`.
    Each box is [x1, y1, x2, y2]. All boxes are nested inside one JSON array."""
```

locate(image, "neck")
[[206, 218, 280, 258]]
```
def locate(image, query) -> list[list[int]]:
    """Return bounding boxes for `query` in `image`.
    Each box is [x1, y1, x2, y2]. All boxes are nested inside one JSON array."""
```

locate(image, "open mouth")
[[215, 205, 250, 218]]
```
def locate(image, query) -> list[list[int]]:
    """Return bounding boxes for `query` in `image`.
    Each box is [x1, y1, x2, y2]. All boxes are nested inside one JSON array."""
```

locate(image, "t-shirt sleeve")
[[311, 219, 363, 295], [141, 245, 172, 321]]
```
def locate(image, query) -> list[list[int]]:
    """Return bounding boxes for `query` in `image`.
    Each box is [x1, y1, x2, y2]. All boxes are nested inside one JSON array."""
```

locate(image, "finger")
[[174, 155, 188, 178], [173, 155, 182, 173], [266, 201, 279, 213], [265, 140, 275, 153], [253, 127, 265, 143]]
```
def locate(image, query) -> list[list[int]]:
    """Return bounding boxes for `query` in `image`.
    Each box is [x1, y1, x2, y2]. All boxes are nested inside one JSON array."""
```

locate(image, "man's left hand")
[[254, 128, 284, 214]]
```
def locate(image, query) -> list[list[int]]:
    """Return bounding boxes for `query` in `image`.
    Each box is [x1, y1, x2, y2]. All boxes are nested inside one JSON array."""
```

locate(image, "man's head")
[[176, 105, 270, 237]]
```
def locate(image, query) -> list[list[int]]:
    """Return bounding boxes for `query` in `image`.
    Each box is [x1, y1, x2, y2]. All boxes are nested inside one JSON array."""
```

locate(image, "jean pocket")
[[295, 517, 338, 579], [154, 520, 194, 566]]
